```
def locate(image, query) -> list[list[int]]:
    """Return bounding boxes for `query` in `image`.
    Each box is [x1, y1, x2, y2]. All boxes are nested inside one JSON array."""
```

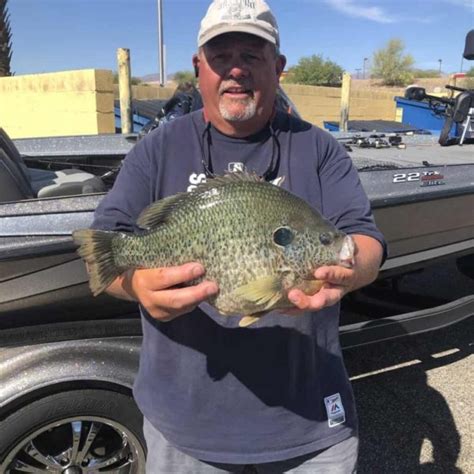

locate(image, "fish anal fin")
[[239, 314, 263, 327]]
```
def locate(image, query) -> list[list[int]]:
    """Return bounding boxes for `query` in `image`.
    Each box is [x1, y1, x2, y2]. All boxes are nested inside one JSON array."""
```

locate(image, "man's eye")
[[244, 53, 260, 61]]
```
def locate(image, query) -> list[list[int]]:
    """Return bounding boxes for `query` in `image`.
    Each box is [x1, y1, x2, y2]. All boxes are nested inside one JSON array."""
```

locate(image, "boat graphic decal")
[[392, 171, 445, 187]]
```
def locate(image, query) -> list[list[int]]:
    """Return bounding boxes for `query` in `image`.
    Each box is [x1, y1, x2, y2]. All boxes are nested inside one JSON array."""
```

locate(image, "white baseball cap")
[[198, 0, 280, 48]]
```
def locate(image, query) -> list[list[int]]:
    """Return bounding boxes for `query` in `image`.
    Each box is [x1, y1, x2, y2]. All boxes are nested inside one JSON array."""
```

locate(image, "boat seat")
[[452, 91, 474, 123], [0, 128, 105, 203], [451, 91, 474, 145]]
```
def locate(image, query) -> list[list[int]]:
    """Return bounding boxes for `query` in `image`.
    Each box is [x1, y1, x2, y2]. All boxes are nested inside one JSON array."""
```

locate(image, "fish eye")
[[273, 227, 294, 246], [319, 233, 333, 246]]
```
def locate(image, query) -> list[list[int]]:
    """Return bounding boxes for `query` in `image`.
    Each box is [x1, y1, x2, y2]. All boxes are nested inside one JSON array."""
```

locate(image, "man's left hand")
[[286, 234, 384, 312], [287, 265, 355, 312]]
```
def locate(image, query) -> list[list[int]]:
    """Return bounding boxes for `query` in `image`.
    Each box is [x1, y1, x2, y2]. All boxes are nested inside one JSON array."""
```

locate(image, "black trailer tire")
[[0, 389, 146, 473]]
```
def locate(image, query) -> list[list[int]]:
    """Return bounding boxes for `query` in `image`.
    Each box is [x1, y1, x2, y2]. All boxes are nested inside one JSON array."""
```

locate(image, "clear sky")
[[7, 0, 474, 79]]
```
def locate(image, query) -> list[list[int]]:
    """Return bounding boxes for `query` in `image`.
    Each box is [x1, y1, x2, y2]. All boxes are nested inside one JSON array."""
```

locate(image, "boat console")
[[405, 29, 474, 146]]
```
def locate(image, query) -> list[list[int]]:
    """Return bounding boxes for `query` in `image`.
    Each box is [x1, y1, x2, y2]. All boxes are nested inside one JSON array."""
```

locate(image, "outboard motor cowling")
[[463, 29, 474, 60], [404, 86, 427, 101]]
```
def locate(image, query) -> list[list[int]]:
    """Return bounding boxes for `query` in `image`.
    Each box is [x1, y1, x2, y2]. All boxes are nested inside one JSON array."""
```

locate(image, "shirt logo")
[[228, 162, 245, 172], [324, 393, 346, 428], [187, 172, 207, 192]]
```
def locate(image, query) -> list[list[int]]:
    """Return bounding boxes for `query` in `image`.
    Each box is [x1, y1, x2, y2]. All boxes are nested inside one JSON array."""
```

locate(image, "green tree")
[[173, 70, 197, 86], [285, 55, 343, 87], [0, 0, 13, 77], [466, 66, 474, 77], [412, 68, 440, 78], [371, 39, 414, 86]]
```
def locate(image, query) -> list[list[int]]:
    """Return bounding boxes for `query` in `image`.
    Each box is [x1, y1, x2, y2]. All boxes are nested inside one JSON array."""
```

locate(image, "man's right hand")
[[106, 263, 219, 322]]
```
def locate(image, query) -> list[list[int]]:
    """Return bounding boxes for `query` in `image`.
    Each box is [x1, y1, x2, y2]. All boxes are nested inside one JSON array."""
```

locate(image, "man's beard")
[[218, 83, 257, 122], [219, 96, 257, 122]]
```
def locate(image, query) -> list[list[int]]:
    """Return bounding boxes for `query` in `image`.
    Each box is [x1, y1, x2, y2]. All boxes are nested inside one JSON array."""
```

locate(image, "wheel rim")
[[2, 416, 146, 473]]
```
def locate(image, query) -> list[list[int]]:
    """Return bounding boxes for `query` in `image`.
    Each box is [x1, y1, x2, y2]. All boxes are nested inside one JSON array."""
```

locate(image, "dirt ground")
[[351, 77, 472, 94]]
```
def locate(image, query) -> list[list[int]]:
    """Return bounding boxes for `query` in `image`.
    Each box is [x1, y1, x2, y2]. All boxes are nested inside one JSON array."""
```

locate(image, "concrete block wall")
[[0, 69, 115, 138]]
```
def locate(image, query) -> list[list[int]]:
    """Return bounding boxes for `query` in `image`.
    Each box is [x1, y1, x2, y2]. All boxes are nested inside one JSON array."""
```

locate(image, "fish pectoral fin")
[[233, 275, 282, 309], [239, 314, 262, 327]]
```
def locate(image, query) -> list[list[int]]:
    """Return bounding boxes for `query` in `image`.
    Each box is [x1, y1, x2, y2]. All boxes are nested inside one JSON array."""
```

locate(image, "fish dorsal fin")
[[233, 275, 282, 311], [194, 171, 263, 192], [136, 172, 263, 229], [136, 192, 188, 229]]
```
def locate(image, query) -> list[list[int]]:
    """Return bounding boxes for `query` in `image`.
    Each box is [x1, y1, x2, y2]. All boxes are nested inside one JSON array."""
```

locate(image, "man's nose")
[[227, 59, 250, 79]]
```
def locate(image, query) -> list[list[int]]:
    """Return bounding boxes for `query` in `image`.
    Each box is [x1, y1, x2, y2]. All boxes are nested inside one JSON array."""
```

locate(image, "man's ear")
[[276, 55, 287, 79], [192, 54, 200, 78]]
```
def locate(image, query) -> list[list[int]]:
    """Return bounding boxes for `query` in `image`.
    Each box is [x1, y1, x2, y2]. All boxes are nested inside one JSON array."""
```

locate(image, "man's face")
[[193, 33, 285, 134]]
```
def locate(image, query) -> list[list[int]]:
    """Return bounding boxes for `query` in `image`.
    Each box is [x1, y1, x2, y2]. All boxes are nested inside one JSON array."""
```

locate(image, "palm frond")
[[0, 0, 13, 77]]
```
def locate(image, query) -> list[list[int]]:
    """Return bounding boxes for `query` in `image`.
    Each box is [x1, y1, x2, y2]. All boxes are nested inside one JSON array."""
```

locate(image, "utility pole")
[[438, 58, 442, 75], [340, 72, 351, 132], [117, 48, 132, 134], [363, 57, 368, 79], [157, 0, 165, 86]]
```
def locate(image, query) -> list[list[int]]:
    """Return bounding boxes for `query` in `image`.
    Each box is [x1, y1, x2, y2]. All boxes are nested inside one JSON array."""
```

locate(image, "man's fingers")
[[134, 263, 205, 291], [288, 286, 345, 312], [167, 280, 219, 309], [153, 280, 218, 314], [314, 266, 352, 284]]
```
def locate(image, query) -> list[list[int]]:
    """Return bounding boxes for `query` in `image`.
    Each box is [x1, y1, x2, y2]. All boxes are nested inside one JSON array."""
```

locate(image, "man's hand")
[[287, 234, 384, 312], [107, 263, 219, 322], [287, 266, 355, 312]]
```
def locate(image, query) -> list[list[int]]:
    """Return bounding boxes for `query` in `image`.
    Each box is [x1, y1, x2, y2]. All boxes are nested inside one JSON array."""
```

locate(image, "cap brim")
[[198, 24, 277, 48]]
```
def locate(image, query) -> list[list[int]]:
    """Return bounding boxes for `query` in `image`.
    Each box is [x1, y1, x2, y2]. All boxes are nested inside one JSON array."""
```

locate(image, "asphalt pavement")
[[343, 316, 473, 473]]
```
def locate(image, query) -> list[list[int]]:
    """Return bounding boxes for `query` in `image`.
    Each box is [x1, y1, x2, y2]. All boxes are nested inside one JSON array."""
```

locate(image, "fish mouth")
[[338, 235, 355, 268]]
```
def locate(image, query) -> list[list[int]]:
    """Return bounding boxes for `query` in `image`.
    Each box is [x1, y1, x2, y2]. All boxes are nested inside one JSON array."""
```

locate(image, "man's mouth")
[[221, 87, 253, 98]]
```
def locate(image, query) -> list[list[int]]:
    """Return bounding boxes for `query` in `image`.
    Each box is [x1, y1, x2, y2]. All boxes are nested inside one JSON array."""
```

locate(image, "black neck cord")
[[201, 121, 280, 181]]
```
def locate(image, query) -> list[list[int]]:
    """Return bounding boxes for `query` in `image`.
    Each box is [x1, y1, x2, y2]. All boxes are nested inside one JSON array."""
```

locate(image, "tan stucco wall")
[[0, 69, 115, 138], [113, 84, 176, 100], [0, 69, 424, 138], [282, 83, 398, 128]]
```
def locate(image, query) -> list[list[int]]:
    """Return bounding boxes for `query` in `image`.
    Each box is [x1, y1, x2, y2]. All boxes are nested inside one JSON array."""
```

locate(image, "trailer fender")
[[0, 336, 141, 412]]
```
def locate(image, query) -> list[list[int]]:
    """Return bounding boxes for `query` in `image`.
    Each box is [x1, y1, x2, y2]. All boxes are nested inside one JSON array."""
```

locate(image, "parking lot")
[[344, 317, 472, 473]]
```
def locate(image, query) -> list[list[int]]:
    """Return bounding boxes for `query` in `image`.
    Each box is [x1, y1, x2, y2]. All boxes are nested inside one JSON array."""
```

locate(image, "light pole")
[[157, 0, 165, 87], [438, 58, 442, 76], [363, 57, 368, 79]]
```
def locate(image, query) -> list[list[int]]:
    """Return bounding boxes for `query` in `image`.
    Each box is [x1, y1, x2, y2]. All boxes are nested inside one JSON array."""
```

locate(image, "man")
[[92, 0, 386, 472]]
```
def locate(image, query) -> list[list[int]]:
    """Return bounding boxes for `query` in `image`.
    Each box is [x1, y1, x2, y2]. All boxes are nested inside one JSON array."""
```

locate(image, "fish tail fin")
[[73, 229, 121, 296]]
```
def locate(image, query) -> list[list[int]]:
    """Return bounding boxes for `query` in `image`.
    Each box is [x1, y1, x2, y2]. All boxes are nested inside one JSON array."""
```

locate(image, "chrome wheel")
[[2, 416, 146, 473]]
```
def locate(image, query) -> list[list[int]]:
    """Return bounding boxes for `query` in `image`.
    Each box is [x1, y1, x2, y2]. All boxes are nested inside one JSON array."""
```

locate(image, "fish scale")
[[73, 172, 354, 326]]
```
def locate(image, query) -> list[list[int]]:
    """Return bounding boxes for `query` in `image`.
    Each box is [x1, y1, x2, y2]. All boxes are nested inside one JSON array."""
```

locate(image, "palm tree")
[[0, 0, 13, 76]]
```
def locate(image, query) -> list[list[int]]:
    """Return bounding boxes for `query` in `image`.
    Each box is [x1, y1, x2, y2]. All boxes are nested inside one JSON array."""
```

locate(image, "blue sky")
[[8, 0, 474, 79]]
